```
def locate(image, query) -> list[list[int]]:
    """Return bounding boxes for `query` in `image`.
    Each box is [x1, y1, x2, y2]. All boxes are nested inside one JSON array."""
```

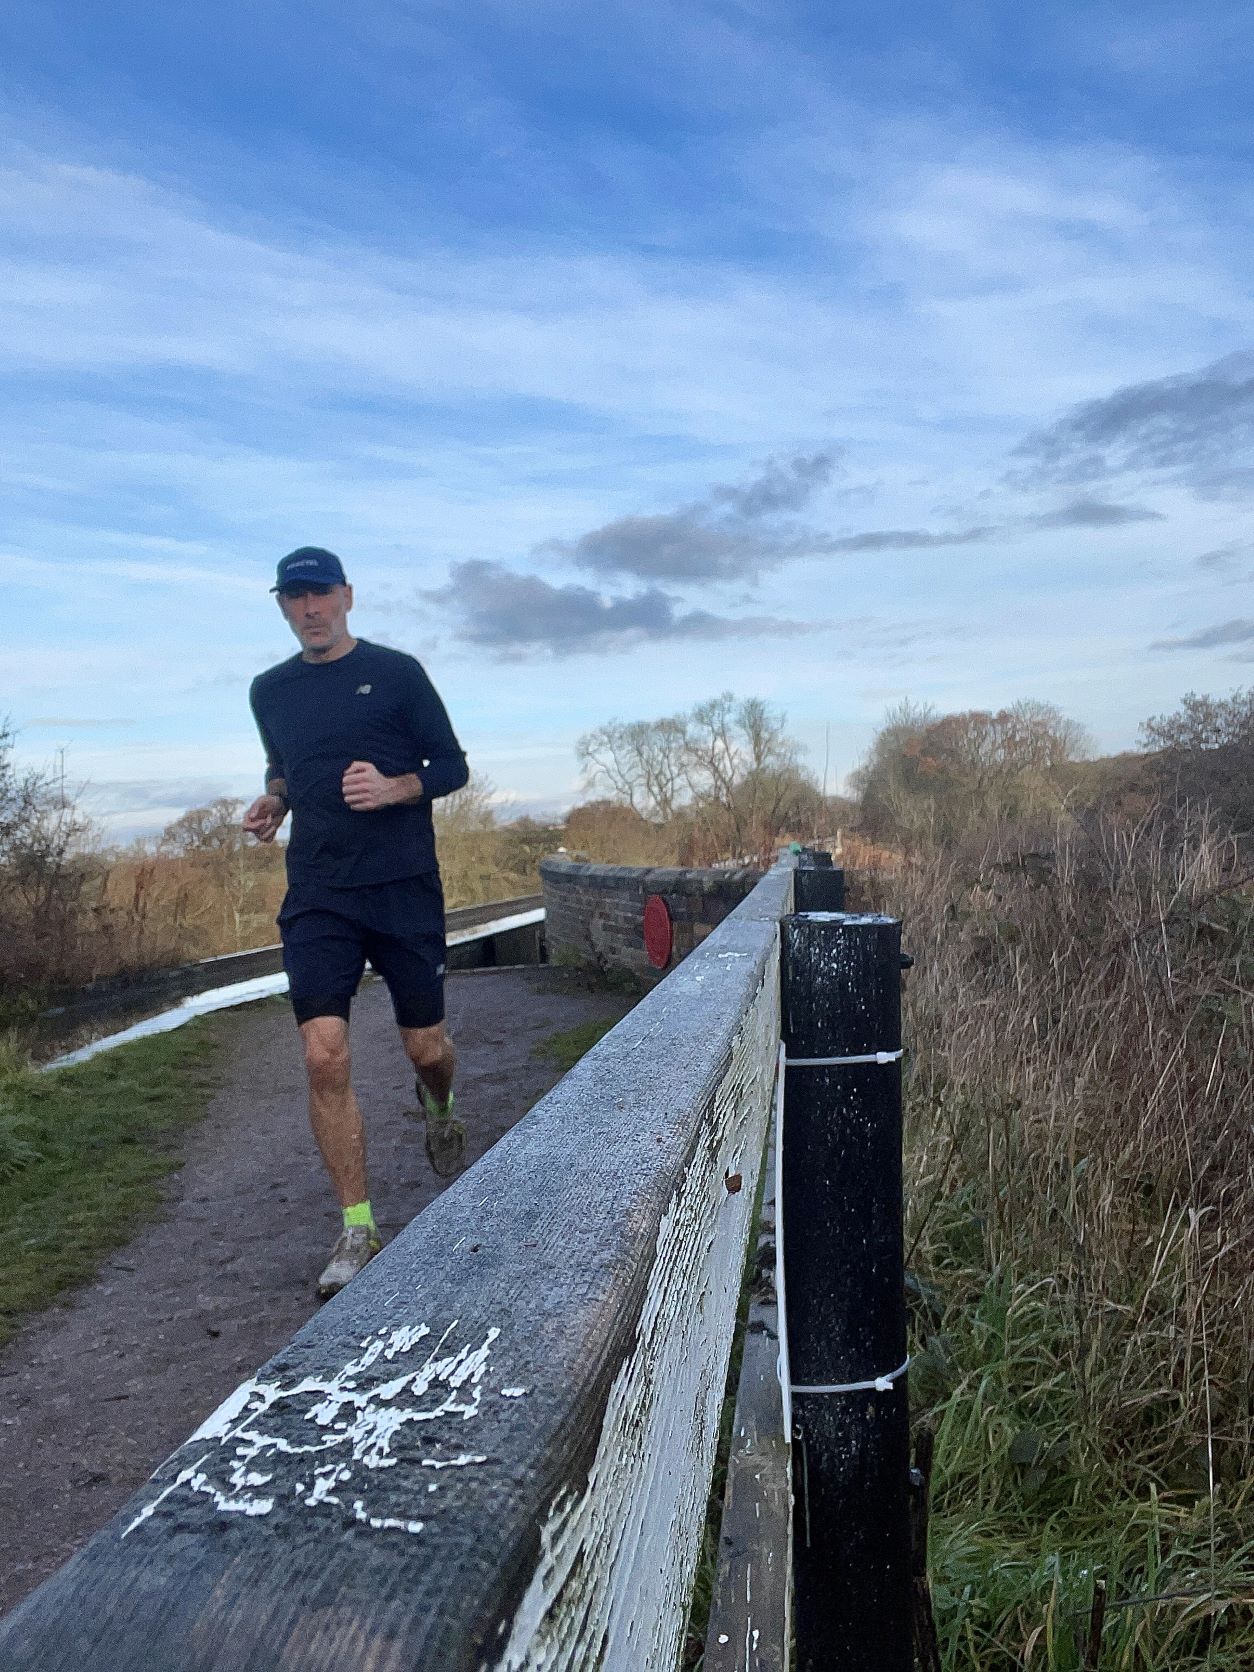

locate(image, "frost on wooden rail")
[[0, 865, 793, 1672]]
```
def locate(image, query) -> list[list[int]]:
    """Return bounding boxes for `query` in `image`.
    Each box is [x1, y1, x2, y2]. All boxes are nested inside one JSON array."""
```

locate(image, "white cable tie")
[[792, 1356, 911, 1396], [786, 1050, 903, 1067]]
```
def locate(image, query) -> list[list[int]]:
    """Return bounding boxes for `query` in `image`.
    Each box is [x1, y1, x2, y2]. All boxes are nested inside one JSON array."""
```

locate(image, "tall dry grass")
[[865, 809, 1254, 1668]]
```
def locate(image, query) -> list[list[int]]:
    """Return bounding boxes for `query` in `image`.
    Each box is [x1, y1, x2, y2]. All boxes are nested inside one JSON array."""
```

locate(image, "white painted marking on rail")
[[123, 1321, 502, 1537], [352, 1500, 424, 1535]]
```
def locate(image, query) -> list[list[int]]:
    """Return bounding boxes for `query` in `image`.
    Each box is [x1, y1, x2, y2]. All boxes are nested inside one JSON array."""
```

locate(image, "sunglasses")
[[278, 582, 335, 599]]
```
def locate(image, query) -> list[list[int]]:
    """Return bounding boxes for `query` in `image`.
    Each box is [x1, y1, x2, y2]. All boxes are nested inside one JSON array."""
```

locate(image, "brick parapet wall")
[[539, 858, 763, 986]]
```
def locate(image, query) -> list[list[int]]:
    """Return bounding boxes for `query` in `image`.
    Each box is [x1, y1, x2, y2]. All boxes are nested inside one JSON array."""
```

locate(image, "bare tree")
[[433, 771, 498, 836], [160, 797, 266, 950], [160, 797, 248, 859], [577, 694, 816, 862], [0, 725, 100, 989], [682, 693, 810, 858], [576, 717, 687, 822]]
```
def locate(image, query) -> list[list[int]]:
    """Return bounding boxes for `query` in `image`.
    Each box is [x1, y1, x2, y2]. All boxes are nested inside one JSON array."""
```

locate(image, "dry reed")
[[868, 808, 1254, 1668]]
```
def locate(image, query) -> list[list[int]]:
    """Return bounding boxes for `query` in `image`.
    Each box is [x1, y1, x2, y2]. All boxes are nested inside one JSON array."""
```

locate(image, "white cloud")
[[4, 84, 1254, 818]]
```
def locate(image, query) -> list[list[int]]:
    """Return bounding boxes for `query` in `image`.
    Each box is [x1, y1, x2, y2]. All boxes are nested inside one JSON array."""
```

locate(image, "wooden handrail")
[[1, 867, 793, 1671]]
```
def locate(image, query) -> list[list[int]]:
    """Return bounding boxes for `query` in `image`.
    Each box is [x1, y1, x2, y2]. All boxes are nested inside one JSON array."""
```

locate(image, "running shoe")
[[317, 1225, 382, 1299], [414, 1079, 466, 1178]]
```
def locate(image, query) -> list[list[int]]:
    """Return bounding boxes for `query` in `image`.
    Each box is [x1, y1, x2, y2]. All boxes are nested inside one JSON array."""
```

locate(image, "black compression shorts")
[[278, 874, 446, 1030]]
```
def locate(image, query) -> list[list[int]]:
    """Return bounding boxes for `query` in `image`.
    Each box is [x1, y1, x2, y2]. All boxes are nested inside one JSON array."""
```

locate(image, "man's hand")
[[243, 794, 287, 843], [342, 761, 424, 811]]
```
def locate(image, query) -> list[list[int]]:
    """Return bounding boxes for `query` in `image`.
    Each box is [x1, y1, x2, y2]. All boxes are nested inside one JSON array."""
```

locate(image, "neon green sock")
[[420, 1083, 455, 1120], [343, 1200, 377, 1233]]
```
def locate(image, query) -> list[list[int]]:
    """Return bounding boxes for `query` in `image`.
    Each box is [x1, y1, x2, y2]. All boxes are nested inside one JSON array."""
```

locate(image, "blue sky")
[[4, 0, 1253, 836]]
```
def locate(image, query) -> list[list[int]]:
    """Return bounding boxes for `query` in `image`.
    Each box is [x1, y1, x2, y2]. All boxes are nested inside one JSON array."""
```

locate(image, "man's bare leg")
[[401, 1020, 455, 1108], [300, 1015, 367, 1208], [301, 1016, 380, 1297], [401, 1021, 462, 1175]]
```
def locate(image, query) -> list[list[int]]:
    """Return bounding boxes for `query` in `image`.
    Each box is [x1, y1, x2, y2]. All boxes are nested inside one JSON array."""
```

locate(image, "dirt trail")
[[0, 965, 632, 1615]]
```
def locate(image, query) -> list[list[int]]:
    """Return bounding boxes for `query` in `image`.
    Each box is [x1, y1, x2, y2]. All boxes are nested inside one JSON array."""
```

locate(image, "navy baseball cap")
[[271, 547, 348, 592]]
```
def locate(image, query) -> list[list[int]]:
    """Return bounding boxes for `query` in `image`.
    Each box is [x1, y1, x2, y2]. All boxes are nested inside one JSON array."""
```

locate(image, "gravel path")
[[0, 965, 632, 1615]]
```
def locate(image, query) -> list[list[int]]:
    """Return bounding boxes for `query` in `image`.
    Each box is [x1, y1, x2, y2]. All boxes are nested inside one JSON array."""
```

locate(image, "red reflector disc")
[[643, 894, 673, 969]]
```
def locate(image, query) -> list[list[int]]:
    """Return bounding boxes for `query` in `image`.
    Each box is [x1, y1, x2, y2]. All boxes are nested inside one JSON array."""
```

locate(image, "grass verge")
[[0, 1023, 224, 1348], [530, 1014, 624, 1073], [881, 811, 1254, 1669]]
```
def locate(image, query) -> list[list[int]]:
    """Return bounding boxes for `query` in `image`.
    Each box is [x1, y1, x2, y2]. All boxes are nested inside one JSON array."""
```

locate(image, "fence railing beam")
[[1, 868, 793, 1672]]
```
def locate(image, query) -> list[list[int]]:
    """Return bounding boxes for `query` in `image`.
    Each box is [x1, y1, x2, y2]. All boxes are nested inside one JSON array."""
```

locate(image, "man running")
[[243, 546, 470, 1298]]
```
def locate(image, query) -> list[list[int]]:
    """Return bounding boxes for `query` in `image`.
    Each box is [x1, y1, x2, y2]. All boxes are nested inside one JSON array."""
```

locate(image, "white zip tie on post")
[[792, 1356, 911, 1396], [786, 1050, 903, 1067]]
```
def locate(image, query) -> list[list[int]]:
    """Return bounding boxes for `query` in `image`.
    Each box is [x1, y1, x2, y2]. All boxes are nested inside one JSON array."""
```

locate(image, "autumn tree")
[[564, 799, 676, 865], [853, 700, 1090, 845], [160, 796, 276, 949], [432, 773, 523, 906], [1140, 687, 1254, 838]]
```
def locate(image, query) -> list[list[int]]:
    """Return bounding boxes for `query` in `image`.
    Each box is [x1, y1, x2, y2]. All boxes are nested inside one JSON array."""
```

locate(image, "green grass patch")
[[910, 1189, 1254, 1670], [531, 1015, 622, 1073], [0, 1023, 225, 1347]]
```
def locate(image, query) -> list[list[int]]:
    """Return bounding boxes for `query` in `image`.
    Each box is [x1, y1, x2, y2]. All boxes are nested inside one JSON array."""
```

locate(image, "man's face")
[[277, 582, 354, 656]]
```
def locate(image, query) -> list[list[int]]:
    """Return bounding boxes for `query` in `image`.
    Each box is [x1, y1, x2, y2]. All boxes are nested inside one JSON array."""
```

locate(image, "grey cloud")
[[555, 506, 994, 582], [820, 526, 995, 553], [1028, 498, 1164, 529], [1195, 540, 1254, 571], [709, 450, 841, 517], [425, 561, 814, 657], [1150, 619, 1254, 651], [551, 513, 822, 582], [546, 447, 843, 583], [560, 513, 1003, 580], [1011, 351, 1254, 492]]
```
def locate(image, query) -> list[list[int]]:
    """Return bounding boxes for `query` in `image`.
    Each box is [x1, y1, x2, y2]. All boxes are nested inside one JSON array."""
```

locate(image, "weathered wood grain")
[[704, 1123, 792, 1672], [0, 870, 793, 1672]]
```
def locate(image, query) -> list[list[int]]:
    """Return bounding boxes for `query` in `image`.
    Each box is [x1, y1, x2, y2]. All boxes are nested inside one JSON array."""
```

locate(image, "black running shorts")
[[278, 874, 446, 1030]]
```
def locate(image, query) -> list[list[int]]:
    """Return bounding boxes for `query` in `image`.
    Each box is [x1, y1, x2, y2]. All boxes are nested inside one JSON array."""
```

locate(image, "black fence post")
[[793, 851, 845, 912], [781, 909, 910, 1672]]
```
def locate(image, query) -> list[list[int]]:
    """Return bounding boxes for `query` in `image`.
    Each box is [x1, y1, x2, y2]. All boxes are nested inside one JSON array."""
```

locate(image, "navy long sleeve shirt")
[[249, 639, 469, 888]]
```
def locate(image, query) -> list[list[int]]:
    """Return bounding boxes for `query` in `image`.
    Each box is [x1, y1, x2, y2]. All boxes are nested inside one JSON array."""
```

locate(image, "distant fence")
[[1, 854, 914, 1672], [540, 859, 761, 985], [35, 895, 545, 1055]]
